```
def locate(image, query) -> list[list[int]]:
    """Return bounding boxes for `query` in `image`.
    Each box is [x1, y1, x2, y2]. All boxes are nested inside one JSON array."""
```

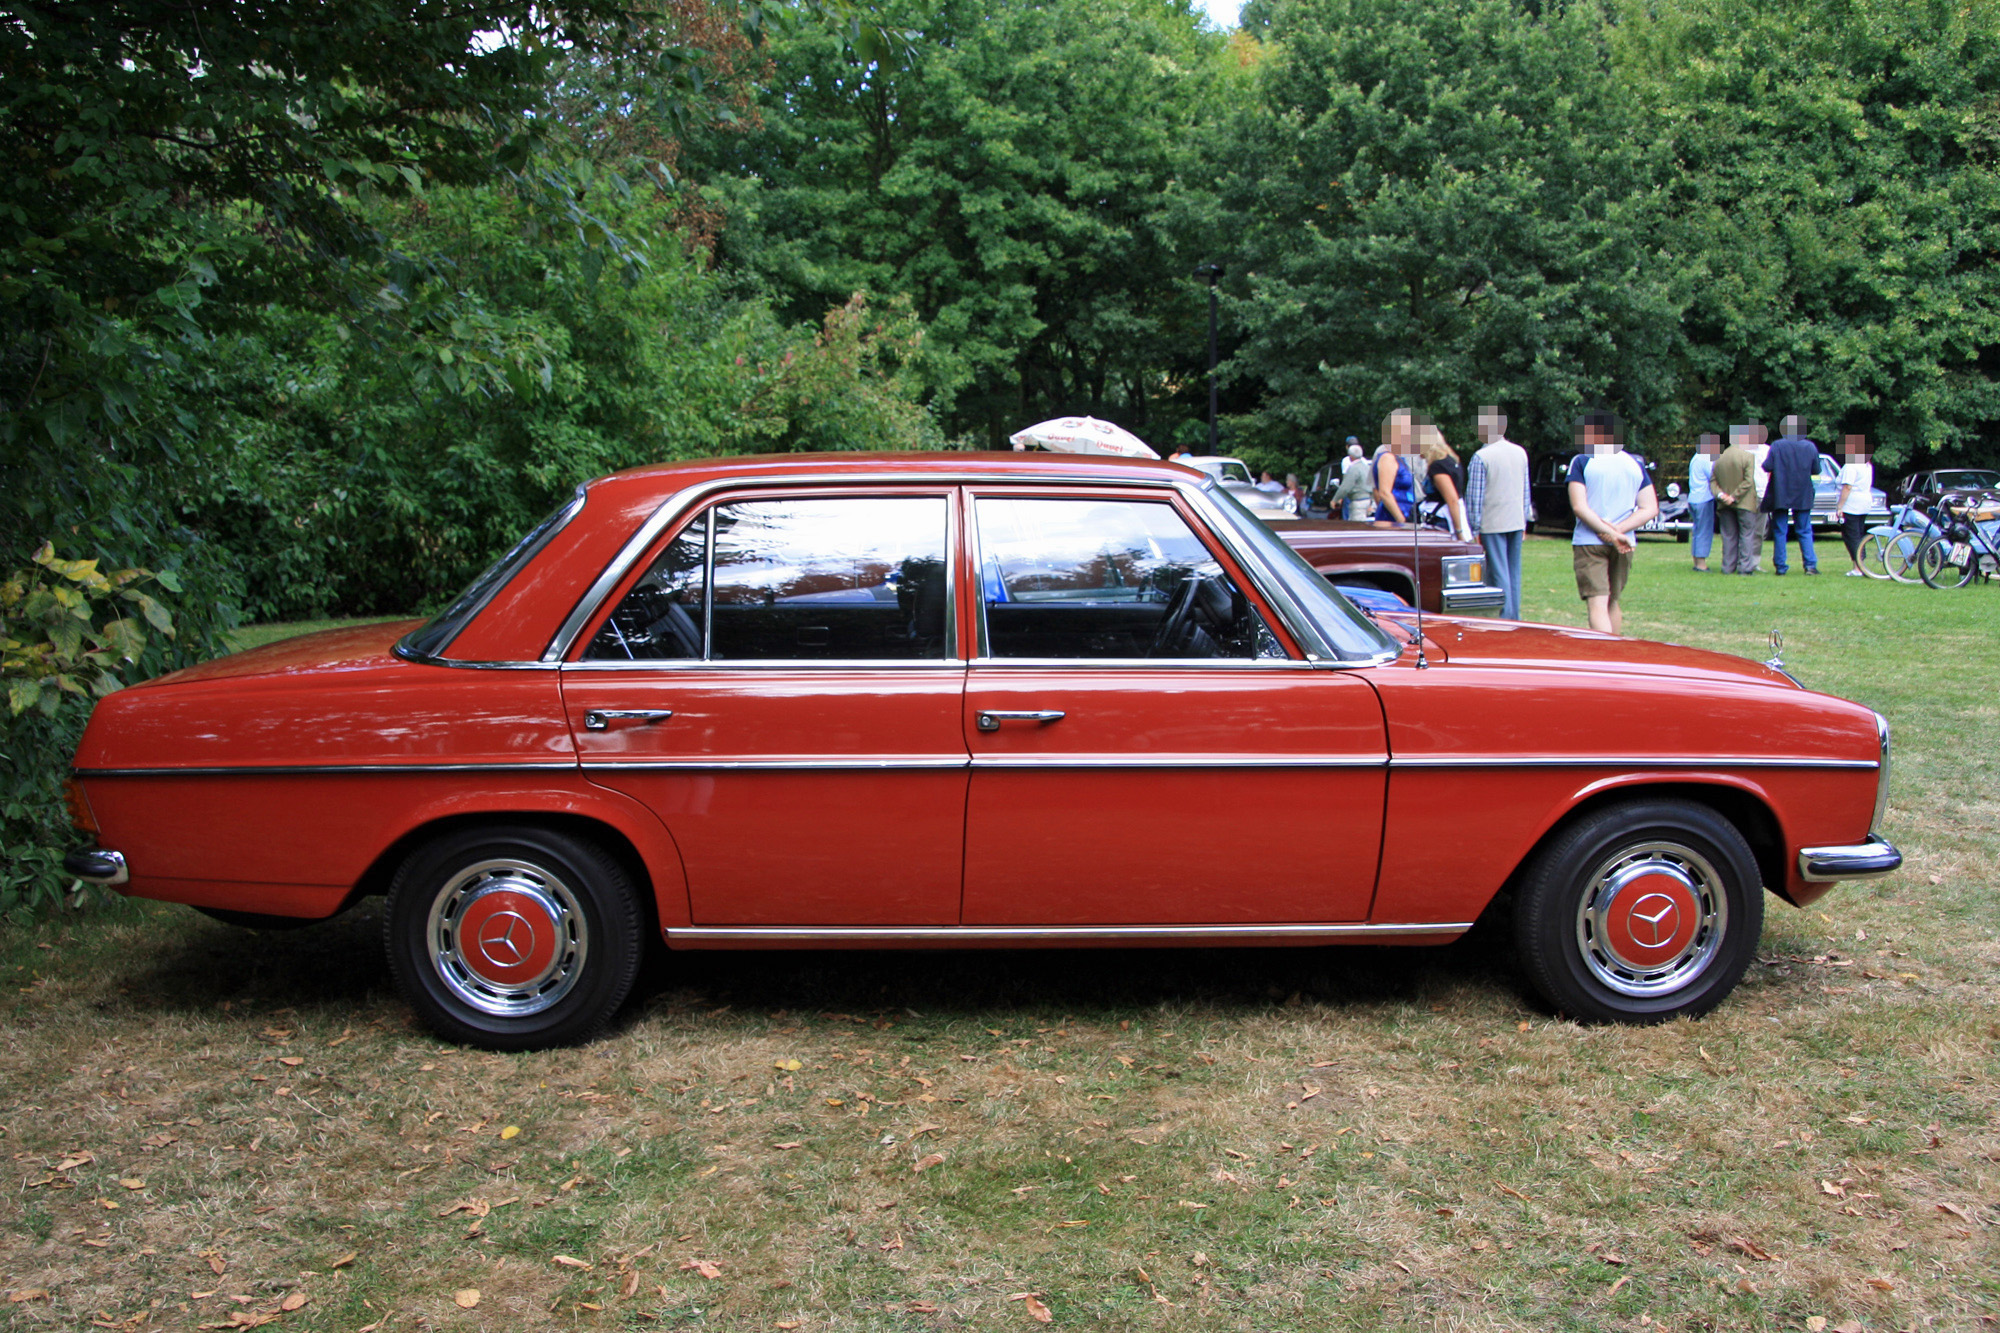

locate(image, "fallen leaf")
[[56, 1151, 94, 1171], [906, 1301, 939, 1313], [680, 1259, 723, 1280], [1495, 1183, 1529, 1200], [330, 1251, 357, 1269], [1805, 1318, 1827, 1333], [1725, 1237, 1776, 1261], [1937, 1201, 1971, 1221], [1866, 1277, 1895, 1291], [436, 1199, 489, 1218], [553, 1255, 592, 1270], [453, 1289, 480, 1309], [500, 1125, 520, 1140], [278, 1056, 303, 1067], [279, 1291, 307, 1312], [1821, 1180, 1846, 1198], [913, 1152, 946, 1173], [1831, 1322, 1864, 1333], [1599, 1252, 1627, 1266], [205, 1252, 227, 1277], [1008, 1293, 1053, 1323], [774, 1059, 802, 1072], [621, 1269, 641, 1299], [774, 1141, 804, 1151], [775, 1322, 802, 1330], [1607, 1275, 1630, 1297], [118, 1178, 145, 1190], [8, 1290, 50, 1303]]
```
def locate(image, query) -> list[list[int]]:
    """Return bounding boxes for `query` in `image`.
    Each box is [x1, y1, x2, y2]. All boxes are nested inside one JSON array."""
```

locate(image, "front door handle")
[[583, 709, 675, 731], [976, 709, 1066, 732]]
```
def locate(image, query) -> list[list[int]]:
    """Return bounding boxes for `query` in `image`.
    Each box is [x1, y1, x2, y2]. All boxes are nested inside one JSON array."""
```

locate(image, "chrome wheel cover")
[[1574, 841, 1727, 999], [426, 858, 589, 1018]]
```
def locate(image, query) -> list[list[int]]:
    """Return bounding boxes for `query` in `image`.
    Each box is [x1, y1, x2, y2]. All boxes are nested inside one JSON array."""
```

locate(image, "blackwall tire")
[[385, 827, 643, 1050], [1513, 799, 1763, 1023]]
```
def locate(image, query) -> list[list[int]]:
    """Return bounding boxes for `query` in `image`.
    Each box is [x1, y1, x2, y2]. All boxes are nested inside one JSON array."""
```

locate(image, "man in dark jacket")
[[1762, 414, 1821, 575]]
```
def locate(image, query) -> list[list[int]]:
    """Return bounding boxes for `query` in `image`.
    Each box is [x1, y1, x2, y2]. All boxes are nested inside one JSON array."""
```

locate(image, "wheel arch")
[[1526, 779, 1789, 905], [353, 811, 665, 943]]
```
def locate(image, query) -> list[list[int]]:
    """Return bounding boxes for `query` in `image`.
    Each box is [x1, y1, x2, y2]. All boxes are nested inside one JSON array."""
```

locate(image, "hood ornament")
[[1764, 627, 1785, 672]]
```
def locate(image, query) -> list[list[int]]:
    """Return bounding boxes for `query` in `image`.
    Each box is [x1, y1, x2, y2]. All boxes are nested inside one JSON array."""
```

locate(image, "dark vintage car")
[[1533, 452, 1669, 536], [64, 452, 1899, 1049], [1277, 520, 1502, 615], [1887, 467, 2000, 510]]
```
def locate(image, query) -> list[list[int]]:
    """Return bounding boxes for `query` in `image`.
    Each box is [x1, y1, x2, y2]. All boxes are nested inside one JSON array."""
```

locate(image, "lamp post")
[[1194, 263, 1223, 455]]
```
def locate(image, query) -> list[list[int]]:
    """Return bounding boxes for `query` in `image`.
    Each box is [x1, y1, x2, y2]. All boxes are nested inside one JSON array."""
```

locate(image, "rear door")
[[561, 489, 969, 925]]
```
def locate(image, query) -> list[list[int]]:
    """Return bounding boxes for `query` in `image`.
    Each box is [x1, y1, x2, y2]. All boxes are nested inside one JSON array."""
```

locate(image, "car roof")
[[591, 450, 1201, 499]]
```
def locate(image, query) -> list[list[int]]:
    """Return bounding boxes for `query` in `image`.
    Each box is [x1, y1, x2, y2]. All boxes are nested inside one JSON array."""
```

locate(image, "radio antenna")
[[1410, 491, 1429, 668]]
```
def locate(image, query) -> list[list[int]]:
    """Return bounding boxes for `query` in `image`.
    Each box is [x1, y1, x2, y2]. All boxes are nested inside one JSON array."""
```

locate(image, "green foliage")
[[1609, 0, 2000, 467], [0, 542, 192, 917], [687, 0, 1232, 446]]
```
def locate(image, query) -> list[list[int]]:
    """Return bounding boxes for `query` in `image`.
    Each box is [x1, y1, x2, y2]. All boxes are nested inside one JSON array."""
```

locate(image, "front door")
[[562, 491, 969, 925], [959, 492, 1388, 925]]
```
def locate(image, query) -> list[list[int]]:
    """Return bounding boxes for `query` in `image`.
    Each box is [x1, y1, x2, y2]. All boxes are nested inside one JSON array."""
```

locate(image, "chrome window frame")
[[561, 485, 963, 669]]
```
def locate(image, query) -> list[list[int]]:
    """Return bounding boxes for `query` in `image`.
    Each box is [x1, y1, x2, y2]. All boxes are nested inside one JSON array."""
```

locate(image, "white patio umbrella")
[[1007, 415, 1159, 459]]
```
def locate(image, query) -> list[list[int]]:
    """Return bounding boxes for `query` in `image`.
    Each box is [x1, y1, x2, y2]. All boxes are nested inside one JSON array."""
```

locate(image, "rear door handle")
[[583, 709, 675, 731], [976, 709, 1065, 732]]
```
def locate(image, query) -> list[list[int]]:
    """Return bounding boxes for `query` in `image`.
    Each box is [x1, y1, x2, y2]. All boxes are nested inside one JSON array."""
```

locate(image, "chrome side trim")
[[560, 657, 970, 672], [583, 756, 969, 771], [666, 921, 1474, 946], [72, 762, 579, 778], [392, 655, 561, 671], [1387, 755, 1879, 770], [970, 754, 1387, 769], [1798, 835, 1902, 883], [964, 656, 1318, 671], [544, 471, 1183, 663]]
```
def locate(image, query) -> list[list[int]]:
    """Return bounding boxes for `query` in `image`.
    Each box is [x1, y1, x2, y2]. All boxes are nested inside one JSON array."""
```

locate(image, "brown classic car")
[[1278, 521, 1504, 615]]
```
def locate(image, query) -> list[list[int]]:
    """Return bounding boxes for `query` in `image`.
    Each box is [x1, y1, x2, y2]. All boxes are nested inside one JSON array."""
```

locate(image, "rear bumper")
[[63, 848, 129, 886], [1797, 835, 1902, 883]]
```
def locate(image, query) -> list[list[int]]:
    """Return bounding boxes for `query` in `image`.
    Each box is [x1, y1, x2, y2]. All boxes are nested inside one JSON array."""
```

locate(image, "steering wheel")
[[1148, 574, 1207, 657]]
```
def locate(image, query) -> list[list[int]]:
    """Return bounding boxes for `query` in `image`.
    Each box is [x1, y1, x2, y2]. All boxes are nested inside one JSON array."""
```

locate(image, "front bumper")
[[1797, 835, 1902, 883], [1441, 583, 1505, 615], [63, 848, 129, 886]]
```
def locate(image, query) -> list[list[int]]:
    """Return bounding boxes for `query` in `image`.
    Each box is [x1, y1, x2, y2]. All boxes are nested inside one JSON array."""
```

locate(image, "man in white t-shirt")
[[1567, 411, 1657, 635], [1837, 434, 1875, 576]]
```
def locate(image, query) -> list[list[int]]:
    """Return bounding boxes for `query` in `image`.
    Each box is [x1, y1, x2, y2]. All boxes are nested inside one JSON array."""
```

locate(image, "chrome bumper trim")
[[63, 848, 129, 886], [1798, 836, 1903, 883], [667, 922, 1472, 946]]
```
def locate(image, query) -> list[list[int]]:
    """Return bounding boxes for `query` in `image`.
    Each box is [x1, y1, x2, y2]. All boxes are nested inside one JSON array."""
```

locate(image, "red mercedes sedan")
[[64, 453, 1900, 1048]]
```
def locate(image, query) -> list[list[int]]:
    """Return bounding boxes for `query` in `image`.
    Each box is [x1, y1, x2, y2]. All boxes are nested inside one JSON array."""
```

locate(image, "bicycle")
[[1914, 490, 2000, 589], [1860, 499, 1942, 582]]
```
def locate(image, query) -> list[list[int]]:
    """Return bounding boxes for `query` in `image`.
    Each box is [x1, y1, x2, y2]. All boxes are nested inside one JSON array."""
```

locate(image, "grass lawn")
[[3, 537, 1994, 1332]]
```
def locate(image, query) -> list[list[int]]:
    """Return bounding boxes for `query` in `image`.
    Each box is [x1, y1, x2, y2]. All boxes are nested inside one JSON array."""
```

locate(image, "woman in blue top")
[[1372, 408, 1422, 524]]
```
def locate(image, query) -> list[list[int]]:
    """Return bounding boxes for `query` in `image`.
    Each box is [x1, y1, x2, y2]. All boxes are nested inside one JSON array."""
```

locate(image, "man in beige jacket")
[[1710, 424, 1765, 574]]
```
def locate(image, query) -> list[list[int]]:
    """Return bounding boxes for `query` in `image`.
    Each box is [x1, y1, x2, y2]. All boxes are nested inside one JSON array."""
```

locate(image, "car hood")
[[1411, 616, 1795, 689], [138, 620, 425, 687]]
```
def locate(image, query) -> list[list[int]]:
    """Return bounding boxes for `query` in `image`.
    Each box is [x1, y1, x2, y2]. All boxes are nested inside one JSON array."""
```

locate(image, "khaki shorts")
[[1573, 542, 1633, 601]]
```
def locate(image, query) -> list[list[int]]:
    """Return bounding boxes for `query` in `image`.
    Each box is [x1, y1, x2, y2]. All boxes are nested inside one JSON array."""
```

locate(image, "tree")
[[686, 0, 1231, 446], [1195, 0, 1686, 466]]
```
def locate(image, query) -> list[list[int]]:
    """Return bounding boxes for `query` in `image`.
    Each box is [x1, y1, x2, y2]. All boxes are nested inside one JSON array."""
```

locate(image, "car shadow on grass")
[[628, 904, 1527, 1029], [109, 900, 398, 1019]]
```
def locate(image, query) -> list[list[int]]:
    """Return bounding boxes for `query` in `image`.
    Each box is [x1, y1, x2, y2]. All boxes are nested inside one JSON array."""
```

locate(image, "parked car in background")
[[65, 452, 1898, 1048], [1278, 520, 1503, 615], [1887, 467, 2000, 510], [1182, 455, 1300, 520]]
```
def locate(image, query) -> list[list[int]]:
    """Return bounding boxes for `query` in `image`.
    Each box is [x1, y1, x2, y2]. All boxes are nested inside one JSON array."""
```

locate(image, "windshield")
[[397, 488, 585, 660], [1939, 470, 2000, 490], [1198, 482, 1397, 663]]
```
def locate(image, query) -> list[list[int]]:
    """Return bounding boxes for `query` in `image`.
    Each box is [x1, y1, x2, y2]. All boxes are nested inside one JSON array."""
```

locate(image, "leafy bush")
[[0, 543, 222, 919]]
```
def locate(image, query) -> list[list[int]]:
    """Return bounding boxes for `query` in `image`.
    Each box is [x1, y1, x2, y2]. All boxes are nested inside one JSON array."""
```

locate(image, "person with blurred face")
[[1689, 432, 1721, 571], [1466, 405, 1530, 618], [1837, 435, 1875, 575], [1763, 413, 1821, 574], [1566, 411, 1657, 635], [1711, 424, 1764, 574], [1372, 409, 1421, 525]]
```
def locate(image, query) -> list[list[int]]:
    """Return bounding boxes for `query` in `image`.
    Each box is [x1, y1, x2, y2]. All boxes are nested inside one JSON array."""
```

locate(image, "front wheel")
[[1917, 534, 1976, 589], [386, 826, 644, 1050], [1513, 800, 1763, 1023]]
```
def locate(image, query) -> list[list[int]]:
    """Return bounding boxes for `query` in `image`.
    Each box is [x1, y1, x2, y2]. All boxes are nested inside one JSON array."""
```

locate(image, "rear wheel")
[[386, 826, 644, 1050], [1917, 534, 1976, 589], [1514, 799, 1762, 1023]]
